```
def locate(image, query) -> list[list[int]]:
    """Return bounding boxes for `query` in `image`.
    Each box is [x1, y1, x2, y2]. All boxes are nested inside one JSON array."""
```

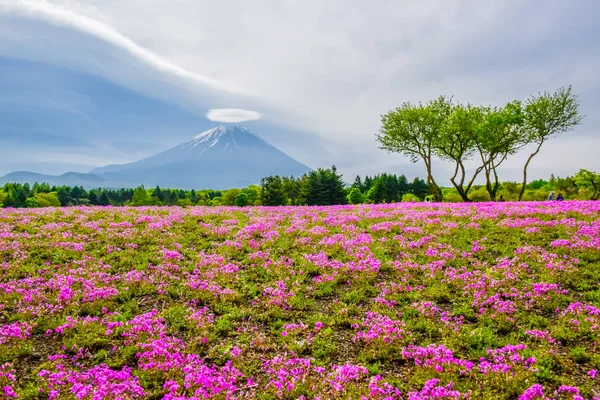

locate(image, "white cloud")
[[0, 0, 239, 94], [206, 109, 262, 123], [0, 0, 599, 179]]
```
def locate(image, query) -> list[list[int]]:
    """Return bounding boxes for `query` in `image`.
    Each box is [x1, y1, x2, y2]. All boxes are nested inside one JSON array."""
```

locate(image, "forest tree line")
[[0, 166, 598, 208], [0, 166, 427, 208]]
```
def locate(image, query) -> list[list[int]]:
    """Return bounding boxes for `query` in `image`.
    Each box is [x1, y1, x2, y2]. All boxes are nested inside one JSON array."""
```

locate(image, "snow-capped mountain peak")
[[181, 125, 270, 154], [88, 125, 311, 189]]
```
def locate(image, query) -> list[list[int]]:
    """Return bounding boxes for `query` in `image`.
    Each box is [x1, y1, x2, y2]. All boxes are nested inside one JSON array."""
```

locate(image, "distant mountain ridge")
[[0, 126, 311, 189]]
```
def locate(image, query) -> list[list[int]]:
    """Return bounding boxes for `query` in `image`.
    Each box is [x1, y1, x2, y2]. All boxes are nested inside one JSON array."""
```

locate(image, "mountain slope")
[[0, 171, 105, 187], [89, 125, 311, 189], [1, 126, 311, 189]]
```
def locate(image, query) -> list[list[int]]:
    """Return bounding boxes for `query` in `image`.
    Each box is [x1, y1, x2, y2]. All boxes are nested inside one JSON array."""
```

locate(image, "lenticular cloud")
[[206, 108, 262, 123]]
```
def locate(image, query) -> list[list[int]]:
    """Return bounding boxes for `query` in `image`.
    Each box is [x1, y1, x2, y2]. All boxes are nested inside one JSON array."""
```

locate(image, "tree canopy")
[[378, 86, 583, 201]]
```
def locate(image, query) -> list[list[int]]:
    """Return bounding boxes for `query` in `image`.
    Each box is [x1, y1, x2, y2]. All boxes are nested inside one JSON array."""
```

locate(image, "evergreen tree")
[[190, 189, 199, 204], [70, 186, 87, 203], [352, 176, 363, 191], [397, 175, 409, 199], [152, 186, 163, 202], [2, 193, 16, 208], [22, 183, 31, 198], [99, 191, 111, 206], [89, 191, 99, 205], [363, 176, 373, 192], [282, 177, 302, 205], [409, 178, 430, 200], [57, 187, 71, 206], [260, 176, 287, 206], [306, 166, 347, 205]]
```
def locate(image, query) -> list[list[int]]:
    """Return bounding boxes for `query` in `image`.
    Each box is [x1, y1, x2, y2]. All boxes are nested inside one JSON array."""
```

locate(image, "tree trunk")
[[428, 175, 443, 202], [448, 161, 467, 202], [424, 159, 443, 202], [486, 164, 500, 201], [518, 141, 544, 201], [485, 170, 496, 201], [450, 178, 470, 202]]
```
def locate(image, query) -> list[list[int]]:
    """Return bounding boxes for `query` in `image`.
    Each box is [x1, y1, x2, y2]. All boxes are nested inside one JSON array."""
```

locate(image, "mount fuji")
[[0, 126, 312, 189]]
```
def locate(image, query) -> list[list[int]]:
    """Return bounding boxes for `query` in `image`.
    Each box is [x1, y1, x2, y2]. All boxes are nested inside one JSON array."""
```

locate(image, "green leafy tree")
[[25, 197, 39, 208], [519, 86, 584, 200], [474, 101, 526, 201], [401, 193, 420, 202], [2, 193, 16, 208], [378, 97, 451, 201], [468, 187, 491, 202], [347, 187, 364, 204], [223, 189, 241, 206], [131, 186, 149, 206], [243, 186, 260, 206], [234, 192, 249, 207], [435, 102, 483, 201], [573, 169, 600, 200], [366, 179, 386, 203], [35, 192, 61, 207], [500, 182, 520, 201], [527, 179, 548, 190]]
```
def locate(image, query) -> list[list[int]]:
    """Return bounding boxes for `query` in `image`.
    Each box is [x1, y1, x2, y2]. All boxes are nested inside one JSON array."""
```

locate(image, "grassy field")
[[1, 202, 599, 399]]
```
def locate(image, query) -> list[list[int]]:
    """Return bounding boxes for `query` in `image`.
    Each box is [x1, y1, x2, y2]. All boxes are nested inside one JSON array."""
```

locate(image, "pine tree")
[[409, 178, 430, 200], [352, 176, 363, 191], [190, 189, 199, 204], [152, 186, 163, 202], [367, 179, 385, 203], [398, 175, 409, 199], [306, 166, 346, 205], [57, 187, 71, 206], [89, 191, 99, 205], [260, 176, 287, 206], [363, 176, 373, 192], [99, 192, 111, 206]]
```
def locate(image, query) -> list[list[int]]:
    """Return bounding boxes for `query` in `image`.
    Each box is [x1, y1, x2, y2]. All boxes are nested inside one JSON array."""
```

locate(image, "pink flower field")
[[1, 202, 599, 399]]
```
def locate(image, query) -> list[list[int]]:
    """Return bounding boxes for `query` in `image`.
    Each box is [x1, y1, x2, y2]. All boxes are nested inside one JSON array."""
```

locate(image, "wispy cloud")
[[0, 0, 240, 95], [206, 109, 262, 123]]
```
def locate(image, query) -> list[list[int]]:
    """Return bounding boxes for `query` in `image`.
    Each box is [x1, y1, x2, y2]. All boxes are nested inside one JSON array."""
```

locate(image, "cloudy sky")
[[0, 0, 599, 181]]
